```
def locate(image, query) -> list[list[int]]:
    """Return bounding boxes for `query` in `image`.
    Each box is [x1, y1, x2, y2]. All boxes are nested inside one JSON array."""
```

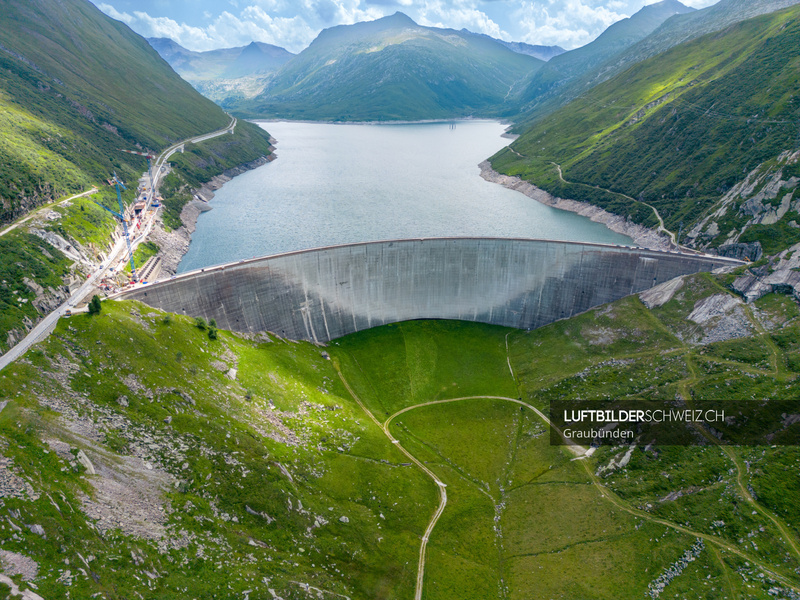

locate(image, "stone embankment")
[[479, 161, 672, 250], [152, 154, 275, 276]]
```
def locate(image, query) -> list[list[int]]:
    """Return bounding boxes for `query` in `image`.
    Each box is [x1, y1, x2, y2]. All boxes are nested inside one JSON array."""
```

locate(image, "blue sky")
[[91, 0, 719, 54]]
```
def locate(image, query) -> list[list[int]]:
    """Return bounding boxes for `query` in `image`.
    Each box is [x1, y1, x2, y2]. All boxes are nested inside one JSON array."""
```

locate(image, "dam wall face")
[[118, 238, 740, 342]]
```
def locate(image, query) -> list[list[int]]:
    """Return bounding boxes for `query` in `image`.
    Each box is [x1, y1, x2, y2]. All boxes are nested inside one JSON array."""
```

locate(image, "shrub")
[[87, 295, 102, 315]]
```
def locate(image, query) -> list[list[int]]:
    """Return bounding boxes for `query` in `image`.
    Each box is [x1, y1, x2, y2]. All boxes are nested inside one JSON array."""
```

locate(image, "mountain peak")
[[381, 12, 417, 26]]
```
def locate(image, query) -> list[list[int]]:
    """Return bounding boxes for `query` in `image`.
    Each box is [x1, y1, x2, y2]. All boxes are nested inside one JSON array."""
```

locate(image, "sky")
[[91, 0, 720, 54]]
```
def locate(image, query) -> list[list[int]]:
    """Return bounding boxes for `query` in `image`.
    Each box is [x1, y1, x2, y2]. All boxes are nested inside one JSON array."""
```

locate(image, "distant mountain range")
[[147, 38, 294, 81], [466, 34, 565, 62], [228, 12, 543, 121]]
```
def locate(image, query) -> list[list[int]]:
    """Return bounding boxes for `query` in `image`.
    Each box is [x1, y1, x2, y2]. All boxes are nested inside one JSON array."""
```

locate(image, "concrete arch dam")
[[117, 238, 741, 342]]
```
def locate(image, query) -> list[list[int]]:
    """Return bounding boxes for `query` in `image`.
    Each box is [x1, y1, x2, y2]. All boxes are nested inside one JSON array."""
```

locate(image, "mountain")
[[147, 37, 294, 81], [499, 41, 565, 61], [0, 0, 233, 222], [515, 0, 800, 125], [491, 3, 800, 254], [223, 41, 294, 78], [603, 0, 800, 81], [467, 33, 565, 61], [230, 12, 543, 121], [513, 0, 694, 116]]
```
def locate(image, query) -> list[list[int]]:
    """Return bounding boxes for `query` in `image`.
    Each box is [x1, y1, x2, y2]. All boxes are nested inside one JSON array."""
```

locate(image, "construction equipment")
[[96, 173, 137, 282], [119, 149, 156, 201]]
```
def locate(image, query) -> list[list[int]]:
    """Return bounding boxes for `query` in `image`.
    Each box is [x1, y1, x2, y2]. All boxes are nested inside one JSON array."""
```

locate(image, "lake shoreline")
[[150, 154, 276, 276], [252, 117, 512, 127], [478, 161, 672, 251]]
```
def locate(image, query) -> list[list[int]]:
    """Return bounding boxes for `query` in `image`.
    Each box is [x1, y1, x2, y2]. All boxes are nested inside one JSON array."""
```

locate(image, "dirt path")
[[334, 367, 447, 600], [335, 330, 800, 597], [550, 161, 678, 245], [387, 394, 800, 594], [334, 355, 586, 600], [0, 187, 98, 238]]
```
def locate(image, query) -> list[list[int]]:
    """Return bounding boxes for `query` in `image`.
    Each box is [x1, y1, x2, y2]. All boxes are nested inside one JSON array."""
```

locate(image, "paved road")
[[0, 115, 238, 373]]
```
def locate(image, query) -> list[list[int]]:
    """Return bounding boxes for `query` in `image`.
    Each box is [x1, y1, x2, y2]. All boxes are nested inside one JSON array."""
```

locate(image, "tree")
[[87, 295, 102, 315]]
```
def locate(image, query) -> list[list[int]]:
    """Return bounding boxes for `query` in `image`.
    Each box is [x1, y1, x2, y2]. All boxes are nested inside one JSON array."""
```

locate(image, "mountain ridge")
[[491, 3, 800, 255], [0, 0, 233, 222], [229, 12, 543, 121], [513, 0, 695, 123]]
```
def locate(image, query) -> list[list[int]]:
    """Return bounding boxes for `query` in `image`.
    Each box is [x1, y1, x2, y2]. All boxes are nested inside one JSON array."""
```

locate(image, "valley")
[[1, 272, 799, 598], [2, 0, 800, 598]]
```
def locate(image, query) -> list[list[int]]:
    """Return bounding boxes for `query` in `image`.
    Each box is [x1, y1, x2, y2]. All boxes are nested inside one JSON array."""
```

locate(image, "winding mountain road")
[[0, 115, 237, 373]]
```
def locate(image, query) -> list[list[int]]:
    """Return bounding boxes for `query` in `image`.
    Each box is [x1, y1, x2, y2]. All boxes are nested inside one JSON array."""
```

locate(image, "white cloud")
[[97, 3, 134, 25], [513, 0, 628, 48], [96, 3, 319, 52], [416, 1, 509, 38]]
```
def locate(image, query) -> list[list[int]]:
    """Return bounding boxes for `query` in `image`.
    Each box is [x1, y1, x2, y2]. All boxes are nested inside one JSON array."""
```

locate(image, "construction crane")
[[96, 173, 138, 282], [119, 149, 156, 200]]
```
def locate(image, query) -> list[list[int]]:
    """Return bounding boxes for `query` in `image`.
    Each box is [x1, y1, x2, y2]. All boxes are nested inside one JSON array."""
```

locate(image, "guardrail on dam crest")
[[117, 238, 742, 342]]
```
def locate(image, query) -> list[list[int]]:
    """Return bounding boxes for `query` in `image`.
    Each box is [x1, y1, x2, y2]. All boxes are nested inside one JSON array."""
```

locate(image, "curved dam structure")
[[117, 238, 742, 342]]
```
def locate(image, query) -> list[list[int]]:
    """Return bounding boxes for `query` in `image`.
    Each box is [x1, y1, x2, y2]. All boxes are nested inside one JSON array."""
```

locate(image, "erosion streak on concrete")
[[117, 238, 741, 342]]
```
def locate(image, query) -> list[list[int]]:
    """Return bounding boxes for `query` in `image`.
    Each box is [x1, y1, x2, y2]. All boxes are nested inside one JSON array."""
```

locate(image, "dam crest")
[[117, 238, 742, 342]]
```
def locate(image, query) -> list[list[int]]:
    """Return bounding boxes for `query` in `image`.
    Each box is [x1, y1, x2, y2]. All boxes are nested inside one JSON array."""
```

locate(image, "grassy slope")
[[0, 0, 230, 222], [492, 5, 800, 240], [0, 302, 433, 599], [514, 0, 695, 122], [2, 276, 800, 598], [0, 231, 72, 345], [0, 118, 274, 353]]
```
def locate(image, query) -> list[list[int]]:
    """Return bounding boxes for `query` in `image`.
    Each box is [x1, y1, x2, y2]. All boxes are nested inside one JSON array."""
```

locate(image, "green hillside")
[[231, 12, 542, 121], [492, 4, 800, 252], [602, 0, 800, 86], [0, 0, 232, 222], [1, 272, 799, 598], [513, 0, 694, 122], [514, 0, 800, 128], [0, 0, 278, 352]]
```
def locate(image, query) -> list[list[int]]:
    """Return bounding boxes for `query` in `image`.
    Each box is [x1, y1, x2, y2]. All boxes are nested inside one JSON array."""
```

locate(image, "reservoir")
[[178, 120, 632, 273]]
